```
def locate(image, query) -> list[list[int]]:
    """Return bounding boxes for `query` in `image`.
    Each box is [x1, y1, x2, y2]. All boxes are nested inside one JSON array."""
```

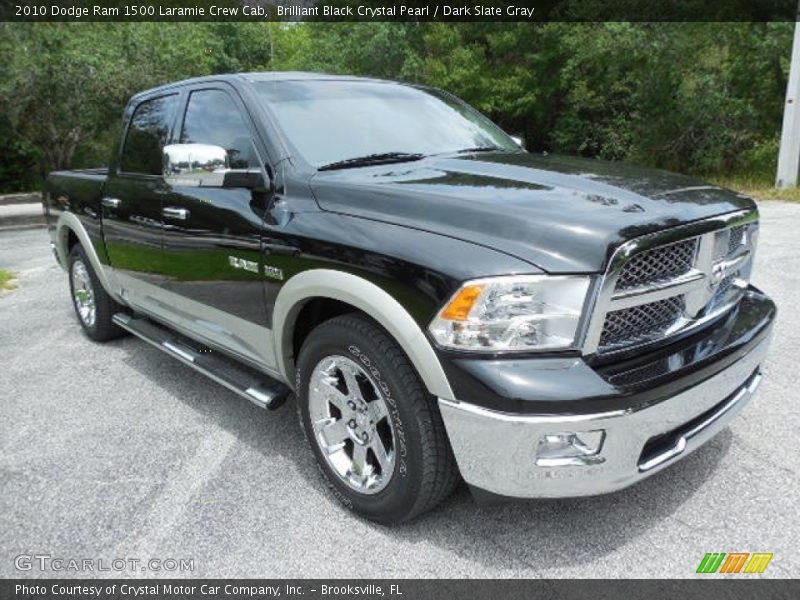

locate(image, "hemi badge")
[[264, 265, 284, 281]]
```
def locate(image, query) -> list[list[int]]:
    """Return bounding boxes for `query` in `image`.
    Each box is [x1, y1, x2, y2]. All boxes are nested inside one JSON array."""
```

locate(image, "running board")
[[112, 313, 290, 411]]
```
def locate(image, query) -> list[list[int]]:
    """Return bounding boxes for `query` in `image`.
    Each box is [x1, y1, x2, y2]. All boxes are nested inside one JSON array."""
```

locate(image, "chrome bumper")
[[438, 334, 770, 499]]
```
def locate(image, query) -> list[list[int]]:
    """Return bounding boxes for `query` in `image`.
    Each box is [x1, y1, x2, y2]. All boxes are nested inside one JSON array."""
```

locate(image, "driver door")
[[157, 85, 276, 369]]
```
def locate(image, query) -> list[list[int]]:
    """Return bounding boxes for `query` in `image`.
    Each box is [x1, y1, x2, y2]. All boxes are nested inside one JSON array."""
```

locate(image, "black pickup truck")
[[44, 72, 775, 523]]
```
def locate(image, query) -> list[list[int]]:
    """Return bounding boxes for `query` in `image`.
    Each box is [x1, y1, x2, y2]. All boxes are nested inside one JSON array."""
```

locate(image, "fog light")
[[535, 430, 606, 467]]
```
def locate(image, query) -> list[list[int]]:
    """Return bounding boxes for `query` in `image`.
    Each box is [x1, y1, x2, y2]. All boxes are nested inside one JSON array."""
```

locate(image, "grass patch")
[[0, 269, 17, 291], [708, 174, 800, 202]]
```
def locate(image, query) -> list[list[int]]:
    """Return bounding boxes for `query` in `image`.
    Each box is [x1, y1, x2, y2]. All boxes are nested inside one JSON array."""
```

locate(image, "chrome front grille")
[[728, 225, 745, 255], [712, 224, 746, 260], [585, 210, 759, 355], [600, 296, 685, 350], [615, 238, 698, 290]]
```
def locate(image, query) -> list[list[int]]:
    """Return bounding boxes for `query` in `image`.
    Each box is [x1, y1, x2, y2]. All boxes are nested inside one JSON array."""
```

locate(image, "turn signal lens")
[[441, 284, 484, 320]]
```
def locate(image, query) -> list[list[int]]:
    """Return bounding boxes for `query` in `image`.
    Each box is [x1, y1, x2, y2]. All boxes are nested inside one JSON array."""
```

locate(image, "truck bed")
[[48, 167, 108, 183], [45, 168, 107, 214], [44, 168, 108, 243]]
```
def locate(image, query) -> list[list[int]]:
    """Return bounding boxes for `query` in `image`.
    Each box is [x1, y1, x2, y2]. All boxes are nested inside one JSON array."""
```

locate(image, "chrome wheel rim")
[[71, 259, 96, 327], [308, 355, 396, 495]]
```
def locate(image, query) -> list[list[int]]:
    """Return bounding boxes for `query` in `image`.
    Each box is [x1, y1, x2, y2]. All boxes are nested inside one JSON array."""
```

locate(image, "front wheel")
[[296, 314, 459, 523]]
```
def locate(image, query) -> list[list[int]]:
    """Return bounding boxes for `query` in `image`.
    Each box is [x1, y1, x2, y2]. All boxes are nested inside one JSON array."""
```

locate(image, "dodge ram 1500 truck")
[[45, 72, 775, 523]]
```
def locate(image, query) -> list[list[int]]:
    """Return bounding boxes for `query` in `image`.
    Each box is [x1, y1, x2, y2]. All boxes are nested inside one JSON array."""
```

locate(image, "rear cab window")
[[120, 94, 179, 175]]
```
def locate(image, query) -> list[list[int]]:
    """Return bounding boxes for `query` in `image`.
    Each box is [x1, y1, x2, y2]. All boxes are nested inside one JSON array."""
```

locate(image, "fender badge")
[[228, 255, 259, 274], [264, 265, 284, 281]]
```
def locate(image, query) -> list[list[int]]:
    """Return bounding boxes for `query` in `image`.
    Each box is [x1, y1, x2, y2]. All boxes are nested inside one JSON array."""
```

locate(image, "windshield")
[[254, 80, 520, 168]]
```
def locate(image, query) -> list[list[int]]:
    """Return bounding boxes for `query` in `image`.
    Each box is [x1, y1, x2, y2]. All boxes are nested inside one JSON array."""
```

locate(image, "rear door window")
[[120, 94, 179, 175]]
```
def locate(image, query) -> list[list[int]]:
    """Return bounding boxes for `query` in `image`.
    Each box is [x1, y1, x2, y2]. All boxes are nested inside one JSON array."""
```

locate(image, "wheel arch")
[[273, 270, 455, 401], [55, 212, 122, 302]]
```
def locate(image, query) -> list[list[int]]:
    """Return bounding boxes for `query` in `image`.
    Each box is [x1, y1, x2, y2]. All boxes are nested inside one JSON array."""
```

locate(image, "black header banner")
[[2, 0, 799, 22]]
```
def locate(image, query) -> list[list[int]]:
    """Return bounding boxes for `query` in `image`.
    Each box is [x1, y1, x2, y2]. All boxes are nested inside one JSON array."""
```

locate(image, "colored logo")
[[696, 552, 773, 574]]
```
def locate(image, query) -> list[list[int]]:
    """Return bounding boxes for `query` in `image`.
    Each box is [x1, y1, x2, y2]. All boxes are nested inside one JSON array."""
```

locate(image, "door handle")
[[162, 207, 189, 220], [101, 197, 121, 209], [262, 243, 300, 256]]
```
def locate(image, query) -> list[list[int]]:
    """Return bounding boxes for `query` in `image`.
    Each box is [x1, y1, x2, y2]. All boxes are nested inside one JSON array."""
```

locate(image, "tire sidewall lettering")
[[347, 344, 408, 476]]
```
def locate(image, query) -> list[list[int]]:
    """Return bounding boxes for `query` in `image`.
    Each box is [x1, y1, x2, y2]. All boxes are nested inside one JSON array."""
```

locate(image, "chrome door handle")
[[101, 197, 121, 209], [162, 207, 189, 220]]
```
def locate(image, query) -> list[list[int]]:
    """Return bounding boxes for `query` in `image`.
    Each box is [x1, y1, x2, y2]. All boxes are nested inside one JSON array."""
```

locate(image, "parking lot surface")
[[1, 202, 798, 578]]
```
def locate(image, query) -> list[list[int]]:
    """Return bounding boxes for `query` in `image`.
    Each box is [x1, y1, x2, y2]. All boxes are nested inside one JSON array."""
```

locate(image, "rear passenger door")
[[157, 86, 276, 369], [102, 93, 179, 302]]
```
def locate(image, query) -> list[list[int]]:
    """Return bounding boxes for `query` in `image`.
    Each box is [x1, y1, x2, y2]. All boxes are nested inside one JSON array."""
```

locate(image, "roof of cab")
[[238, 71, 393, 84], [130, 71, 399, 101]]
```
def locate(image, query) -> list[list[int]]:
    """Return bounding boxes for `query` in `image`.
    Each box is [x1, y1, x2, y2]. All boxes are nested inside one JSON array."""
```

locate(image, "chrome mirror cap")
[[163, 143, 229, 187]]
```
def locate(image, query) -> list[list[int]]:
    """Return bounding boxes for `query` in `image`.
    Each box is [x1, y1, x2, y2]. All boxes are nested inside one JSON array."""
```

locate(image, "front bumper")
[[438, 293, 774, 499]]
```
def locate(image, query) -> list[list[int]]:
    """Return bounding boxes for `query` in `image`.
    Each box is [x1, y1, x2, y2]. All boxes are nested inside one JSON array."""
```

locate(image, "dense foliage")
[[0, 22, 793, 192]]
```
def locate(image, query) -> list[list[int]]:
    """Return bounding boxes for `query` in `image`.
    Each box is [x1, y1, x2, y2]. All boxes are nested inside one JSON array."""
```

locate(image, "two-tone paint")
[[45, 72, 773, 418]]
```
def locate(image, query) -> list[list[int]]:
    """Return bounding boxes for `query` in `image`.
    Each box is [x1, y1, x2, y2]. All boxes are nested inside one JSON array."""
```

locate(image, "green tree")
[[0, 22, 278, 188], [0, 22, 794, 192]]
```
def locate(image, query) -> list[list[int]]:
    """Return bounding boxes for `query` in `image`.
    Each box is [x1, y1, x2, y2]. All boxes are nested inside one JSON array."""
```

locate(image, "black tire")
[[67, 244, 127, 342], [296, 313, 460, 524]]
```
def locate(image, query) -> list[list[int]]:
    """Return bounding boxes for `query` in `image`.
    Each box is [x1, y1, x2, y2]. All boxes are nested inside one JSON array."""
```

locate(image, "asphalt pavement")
[[1, 202, 798, 579]]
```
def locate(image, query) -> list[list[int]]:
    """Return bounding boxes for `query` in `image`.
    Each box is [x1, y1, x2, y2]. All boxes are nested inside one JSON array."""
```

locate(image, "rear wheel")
[[296, 314, 459, 523], [68, 245, 126, 342]]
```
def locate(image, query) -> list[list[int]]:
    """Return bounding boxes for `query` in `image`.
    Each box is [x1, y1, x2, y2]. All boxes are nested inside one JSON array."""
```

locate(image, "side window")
[[120, 94, 178, 175], [180, 89, 257, 169]]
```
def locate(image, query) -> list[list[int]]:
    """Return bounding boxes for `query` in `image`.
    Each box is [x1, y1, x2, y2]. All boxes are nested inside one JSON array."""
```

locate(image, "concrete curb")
[[0, 192, 41, 206], [0, 202, 45, 231]]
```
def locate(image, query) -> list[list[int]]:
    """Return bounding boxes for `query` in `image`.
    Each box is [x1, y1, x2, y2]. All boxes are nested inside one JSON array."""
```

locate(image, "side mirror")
[[163, 143, 229, 187], [164, 143, 269, 190], [510, 135, 525, 148]]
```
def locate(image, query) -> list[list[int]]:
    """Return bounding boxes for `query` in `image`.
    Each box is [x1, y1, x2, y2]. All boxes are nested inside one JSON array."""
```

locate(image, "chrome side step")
[[112, 313, 290, 411]]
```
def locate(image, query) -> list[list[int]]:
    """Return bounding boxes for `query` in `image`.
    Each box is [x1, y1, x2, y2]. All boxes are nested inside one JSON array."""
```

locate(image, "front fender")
[[272, 269, 455, 400]]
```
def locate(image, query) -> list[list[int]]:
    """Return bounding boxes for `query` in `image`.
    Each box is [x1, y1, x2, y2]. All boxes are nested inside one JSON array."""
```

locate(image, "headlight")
[[428, 275, 592, 352]]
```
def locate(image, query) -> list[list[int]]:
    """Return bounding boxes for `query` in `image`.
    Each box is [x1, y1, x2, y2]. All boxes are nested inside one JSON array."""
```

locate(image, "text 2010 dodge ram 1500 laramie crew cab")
[[45, 73, 775, 523]]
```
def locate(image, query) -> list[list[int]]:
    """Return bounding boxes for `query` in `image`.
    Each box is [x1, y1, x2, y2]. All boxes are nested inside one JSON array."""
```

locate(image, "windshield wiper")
[[318, 152, 425, 171], [456, 146, 504, 154]]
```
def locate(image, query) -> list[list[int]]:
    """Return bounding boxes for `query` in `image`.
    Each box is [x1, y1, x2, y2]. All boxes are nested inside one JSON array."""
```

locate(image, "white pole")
[[776, 8, 800, 188]]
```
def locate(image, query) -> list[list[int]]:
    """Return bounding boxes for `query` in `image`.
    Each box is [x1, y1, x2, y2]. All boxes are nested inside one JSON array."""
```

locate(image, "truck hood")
[[309, 152, 755, 273]]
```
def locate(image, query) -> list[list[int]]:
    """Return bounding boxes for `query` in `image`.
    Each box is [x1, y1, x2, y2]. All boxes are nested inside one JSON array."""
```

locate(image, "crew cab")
[[44, 73, 775, 523]]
